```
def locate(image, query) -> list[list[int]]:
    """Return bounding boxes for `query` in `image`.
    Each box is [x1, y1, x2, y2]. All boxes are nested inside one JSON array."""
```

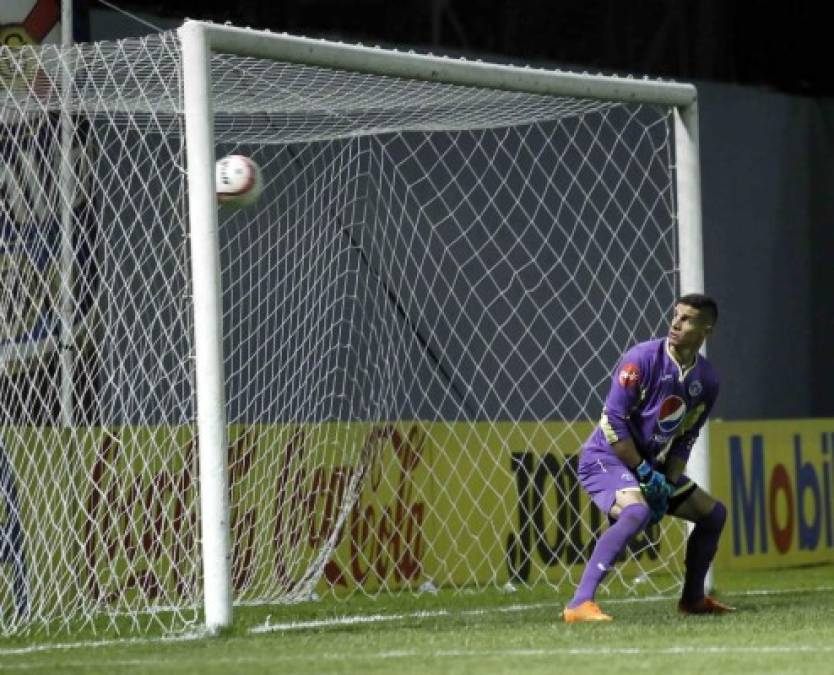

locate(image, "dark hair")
[[676, 293, 718, 325]]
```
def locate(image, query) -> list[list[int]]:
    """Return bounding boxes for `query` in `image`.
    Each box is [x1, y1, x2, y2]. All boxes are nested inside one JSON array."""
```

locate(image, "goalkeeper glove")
[[634, 459, 670, 501], [635, 460, 672, 524]]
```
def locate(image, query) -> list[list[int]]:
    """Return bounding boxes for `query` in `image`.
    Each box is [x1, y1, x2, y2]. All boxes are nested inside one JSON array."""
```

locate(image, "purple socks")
[[568, 503, 651, 608], [681, 501, 727, 603]]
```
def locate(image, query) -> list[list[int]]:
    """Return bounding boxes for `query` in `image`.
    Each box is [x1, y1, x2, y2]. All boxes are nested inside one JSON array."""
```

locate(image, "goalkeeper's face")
[[668, 303, 712, 351]]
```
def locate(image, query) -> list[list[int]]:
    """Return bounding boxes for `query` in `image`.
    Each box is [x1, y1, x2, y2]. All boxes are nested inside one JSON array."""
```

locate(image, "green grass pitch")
[[1, 565, 832, 674]]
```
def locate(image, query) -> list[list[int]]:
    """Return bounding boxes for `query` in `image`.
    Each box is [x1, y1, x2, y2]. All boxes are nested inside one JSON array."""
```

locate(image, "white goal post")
[[0, 20, 706, 637], [179, 20, 706, 632]]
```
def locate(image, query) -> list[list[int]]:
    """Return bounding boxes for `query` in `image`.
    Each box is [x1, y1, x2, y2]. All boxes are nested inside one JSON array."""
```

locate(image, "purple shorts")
[[578, 448, 696, 515], [577, 452, 640, 515]]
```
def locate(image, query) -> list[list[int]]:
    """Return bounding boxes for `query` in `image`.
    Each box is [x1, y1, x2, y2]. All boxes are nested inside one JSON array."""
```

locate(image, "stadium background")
[[86, 0, 834, 421]]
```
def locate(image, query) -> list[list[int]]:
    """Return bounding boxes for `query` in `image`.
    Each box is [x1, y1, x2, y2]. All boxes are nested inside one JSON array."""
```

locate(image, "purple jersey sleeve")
[[599, 346, 649, 445]]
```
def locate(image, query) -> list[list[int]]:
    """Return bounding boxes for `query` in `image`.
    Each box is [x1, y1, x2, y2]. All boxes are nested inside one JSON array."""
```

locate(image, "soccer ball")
[[215, 154, 263, 207]]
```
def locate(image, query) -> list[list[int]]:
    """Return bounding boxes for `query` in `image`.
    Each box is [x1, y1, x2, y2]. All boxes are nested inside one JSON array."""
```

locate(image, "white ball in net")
[[215, 154, 263, 207]]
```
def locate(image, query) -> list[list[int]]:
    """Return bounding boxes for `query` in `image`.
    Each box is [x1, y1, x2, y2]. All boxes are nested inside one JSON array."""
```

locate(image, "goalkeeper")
[[563, 294, 734, 623]]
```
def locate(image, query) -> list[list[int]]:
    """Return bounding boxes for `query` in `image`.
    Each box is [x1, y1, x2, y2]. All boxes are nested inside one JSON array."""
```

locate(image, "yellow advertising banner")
[[5, 417, 828, 613], [211, 421, 678, 596], [0, 426, 201, 615], [318, 420, 680, 594], [1, 420, 684, 613], [710, 419, 834, 570]]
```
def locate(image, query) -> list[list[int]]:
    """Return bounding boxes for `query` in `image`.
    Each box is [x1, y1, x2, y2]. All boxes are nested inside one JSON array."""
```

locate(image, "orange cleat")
[[562, 601, 613, 623], [678, 595, 736, 615]]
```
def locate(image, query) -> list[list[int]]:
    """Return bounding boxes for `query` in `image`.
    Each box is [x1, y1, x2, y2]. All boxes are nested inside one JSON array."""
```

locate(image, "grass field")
[[1, 565, 832, 674]]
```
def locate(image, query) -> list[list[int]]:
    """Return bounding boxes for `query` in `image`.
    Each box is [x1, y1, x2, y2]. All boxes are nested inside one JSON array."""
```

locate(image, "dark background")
[[115, 0, 830, 96]]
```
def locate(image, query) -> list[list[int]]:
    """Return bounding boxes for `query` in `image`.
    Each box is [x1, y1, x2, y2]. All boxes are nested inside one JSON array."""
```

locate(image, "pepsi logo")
[[618, 363, 640, 388], [657, 396, 687, 433]]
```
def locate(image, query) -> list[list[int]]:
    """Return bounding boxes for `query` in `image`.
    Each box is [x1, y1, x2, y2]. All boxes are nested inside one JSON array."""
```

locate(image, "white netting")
[[0, 29, 686, 636]]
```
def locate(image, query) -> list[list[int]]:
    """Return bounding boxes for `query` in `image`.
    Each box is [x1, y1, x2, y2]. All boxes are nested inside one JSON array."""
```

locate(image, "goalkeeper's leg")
[[668, 481, 735, 614], [563, 490, 651, 622]]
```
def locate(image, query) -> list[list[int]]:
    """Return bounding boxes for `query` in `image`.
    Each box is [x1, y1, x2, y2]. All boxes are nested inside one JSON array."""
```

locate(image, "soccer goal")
[[0, 21, 705, 636]]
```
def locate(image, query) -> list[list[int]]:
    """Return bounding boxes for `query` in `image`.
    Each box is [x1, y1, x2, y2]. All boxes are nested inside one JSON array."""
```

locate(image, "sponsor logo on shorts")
[[657, 395, 687, 433], [618, 363, 640, 388]]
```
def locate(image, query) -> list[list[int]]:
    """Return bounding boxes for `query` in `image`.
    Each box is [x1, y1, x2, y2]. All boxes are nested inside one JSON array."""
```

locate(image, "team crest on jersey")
[[688, 380, 703, 397], [657, 395, 687, 433], [618, 363, 640, 388]]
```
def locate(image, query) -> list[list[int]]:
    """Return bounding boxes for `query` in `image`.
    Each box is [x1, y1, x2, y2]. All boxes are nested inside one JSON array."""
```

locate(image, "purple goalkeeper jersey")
[[582, 338, 719, 467]]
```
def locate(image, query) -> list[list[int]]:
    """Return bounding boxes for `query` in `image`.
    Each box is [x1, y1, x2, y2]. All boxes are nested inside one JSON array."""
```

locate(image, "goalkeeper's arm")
[[610, 437, 670, 523], [662, 454, 687, 484], [610, 437, 669, 494], [609, 436, 643, 472], [609, 437, 666, 490]]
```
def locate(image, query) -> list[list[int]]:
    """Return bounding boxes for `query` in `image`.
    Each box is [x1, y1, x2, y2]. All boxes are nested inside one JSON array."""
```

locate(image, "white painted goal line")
[[251, 584, 834, 634], [0, 585, 830, 658]]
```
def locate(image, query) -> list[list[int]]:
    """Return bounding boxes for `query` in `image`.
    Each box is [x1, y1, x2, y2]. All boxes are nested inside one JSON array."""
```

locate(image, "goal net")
[[0, 25, 699, 636]]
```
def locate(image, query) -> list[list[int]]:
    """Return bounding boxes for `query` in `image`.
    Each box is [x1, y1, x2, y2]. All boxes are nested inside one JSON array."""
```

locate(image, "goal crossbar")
[[189, 21, 696, 108]]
